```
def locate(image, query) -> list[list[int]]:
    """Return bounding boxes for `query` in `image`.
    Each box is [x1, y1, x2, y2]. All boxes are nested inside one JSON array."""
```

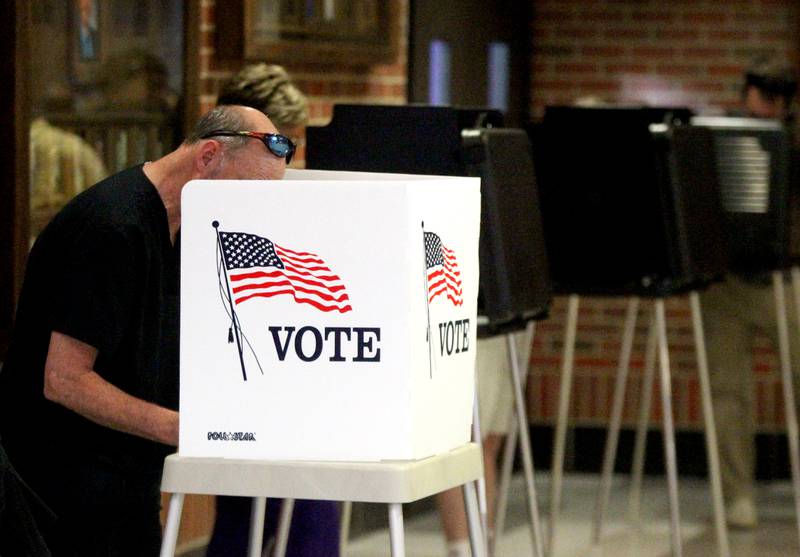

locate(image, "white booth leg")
[[464, 481, 487, 557], [655, 300, 683, 557], [472, 386, 490, 552], [548, 294, 580, 557], [388, 503, 405, 557], [273, 498, 295, 557], [248, 496, 267, 557], [772, 271, 800, 548], [508, 329, 546, 557], [159, 492, 185, 557], [628, 312, 657, 521], [339, 501, 353, 557], [689, 291, 731, 557], [593, 296, 639, 544]]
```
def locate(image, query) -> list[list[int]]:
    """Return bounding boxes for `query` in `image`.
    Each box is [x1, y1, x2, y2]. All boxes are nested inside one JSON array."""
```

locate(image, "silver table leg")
[[508, 329, 546, 557], [494, 322, 535, 555], [689, 291, 731, 557], [549, 294, 580, 557], [629, 311, 657, 521], [593, 296, 639, 544], [655, 299, 683, 557]]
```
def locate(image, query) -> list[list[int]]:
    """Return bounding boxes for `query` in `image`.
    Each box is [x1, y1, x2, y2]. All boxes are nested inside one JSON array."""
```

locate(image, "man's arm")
[[43, 331, 179, 446]]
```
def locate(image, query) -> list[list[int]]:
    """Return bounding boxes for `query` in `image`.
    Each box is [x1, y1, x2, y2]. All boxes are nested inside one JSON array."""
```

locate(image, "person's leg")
[[121, 472, 163, 557], [435, 435, 503, 556], [205, 496, 254, 557], [702, 277, 759, 526], [274, 499, 340, 557], [43, 459, 162, 557], [753, 273, 800, 480], [435, 331, 525, 555], [0, 443, 55, 556]]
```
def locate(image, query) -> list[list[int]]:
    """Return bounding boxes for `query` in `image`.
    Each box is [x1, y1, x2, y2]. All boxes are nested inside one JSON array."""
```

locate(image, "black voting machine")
[[306, 104, 552, 335], [530, 106, 729, 297]]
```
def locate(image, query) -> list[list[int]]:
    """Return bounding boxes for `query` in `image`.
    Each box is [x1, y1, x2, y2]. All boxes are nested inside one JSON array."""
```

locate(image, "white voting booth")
[[179, 169, 481, 462]]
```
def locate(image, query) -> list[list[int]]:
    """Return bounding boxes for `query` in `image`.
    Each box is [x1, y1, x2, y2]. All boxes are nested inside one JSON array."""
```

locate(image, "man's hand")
[[44, 331, 179, 446]]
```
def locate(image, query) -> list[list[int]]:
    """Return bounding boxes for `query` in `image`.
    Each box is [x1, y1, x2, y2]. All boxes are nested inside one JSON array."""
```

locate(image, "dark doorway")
[[408, 1, 531, 126]]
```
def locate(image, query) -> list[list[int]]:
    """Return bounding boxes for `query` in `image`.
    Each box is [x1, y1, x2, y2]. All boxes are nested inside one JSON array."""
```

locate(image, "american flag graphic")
[[218, 230, 352, 313], [424, 231, 463, 306]]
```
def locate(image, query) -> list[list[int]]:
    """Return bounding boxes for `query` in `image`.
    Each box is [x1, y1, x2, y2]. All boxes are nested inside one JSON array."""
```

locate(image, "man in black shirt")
[[0, 104, 293, 555]]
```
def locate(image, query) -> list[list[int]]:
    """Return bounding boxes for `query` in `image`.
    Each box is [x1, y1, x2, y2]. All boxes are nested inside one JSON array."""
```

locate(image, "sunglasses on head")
[[200, 130, 296, 164]]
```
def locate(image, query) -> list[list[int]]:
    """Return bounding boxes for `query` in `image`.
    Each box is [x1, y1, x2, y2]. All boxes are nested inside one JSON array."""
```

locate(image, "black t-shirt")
[[0, 165, 179, 479]]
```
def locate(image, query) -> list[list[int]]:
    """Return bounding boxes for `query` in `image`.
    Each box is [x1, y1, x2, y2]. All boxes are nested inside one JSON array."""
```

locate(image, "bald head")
[[185, 105, 286, 181], [142, 105, 286, 241], [185, 105, 279, 145]]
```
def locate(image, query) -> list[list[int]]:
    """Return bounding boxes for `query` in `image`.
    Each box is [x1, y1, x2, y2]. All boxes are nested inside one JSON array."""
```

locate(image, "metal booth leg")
[[508, 326, 546, 557], [159, 492, 185, 557], [549, 294, 580, 557], [689, 291, 731, 557], [628, 310, 657, 522], [773, 270, 800, 548], [494, 322, 536, 556], [593, 296, 639, 544], [248, 496, 267, 557], [494, 408, 518, 546], [655, 299, 683, 557], [472, 383, 490, 554], [464, 481, 488, 557], [273, 498, 295, 557], [388, 503, 405, 557]]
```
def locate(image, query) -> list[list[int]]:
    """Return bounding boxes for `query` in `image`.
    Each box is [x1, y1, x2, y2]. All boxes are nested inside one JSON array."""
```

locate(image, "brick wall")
[[528, 0, 800, 431], [530, 0, 800, 119], [193, 0, 408, 164]]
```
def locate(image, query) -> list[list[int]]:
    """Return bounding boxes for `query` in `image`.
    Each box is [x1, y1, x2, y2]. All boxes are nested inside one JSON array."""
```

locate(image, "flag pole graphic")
[[422, 221, 434, 379], [213, 221, 248, 381]]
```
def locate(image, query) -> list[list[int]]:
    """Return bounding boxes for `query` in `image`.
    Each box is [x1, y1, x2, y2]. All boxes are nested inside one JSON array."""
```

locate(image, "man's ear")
[[195, 139, 223, 177]]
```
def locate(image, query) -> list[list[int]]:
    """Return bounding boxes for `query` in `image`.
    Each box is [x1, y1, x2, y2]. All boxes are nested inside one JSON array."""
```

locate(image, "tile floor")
[[345, 473, 800, 557]]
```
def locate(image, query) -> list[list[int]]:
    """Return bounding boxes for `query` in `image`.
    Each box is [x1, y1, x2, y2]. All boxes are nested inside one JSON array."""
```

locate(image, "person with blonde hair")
[[217, 63, 308, 145]]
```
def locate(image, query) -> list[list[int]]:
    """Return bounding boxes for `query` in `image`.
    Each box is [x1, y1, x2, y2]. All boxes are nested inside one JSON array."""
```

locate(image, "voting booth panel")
[[531, 106, 727, 297], [307, 104, 551, 335], [179, 170, 481, 461], [461, 128, 552, 335], [691, 116, 794, 272], [306, 104, 504, 177]]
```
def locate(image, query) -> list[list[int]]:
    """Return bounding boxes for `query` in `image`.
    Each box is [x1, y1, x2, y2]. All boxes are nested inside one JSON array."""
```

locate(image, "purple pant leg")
[[206, 497, 340, 557]]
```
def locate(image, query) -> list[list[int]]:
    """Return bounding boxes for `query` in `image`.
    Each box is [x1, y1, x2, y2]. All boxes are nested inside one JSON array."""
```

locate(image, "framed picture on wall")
[[70, 0, 105, 86], [76, 0, 100, 61], [243, 0, 399, 65]]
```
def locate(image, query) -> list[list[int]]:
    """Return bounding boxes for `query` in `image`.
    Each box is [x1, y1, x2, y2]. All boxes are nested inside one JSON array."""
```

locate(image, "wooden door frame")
[[0, 1, 201, 360], [0, 1, 30, 358]]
